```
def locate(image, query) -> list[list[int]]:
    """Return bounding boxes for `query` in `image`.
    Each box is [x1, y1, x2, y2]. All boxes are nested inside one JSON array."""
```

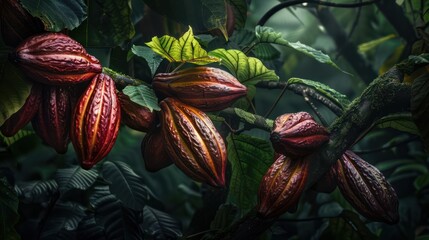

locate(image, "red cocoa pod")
[[311, 165, 337, 193], [335, 150, 399, 224], [141, 125, 173, 172], [160, 98, 226, 187], [257, 154, 309, 218], [12, 33, 102, 85], [71, 73, 121, 169], [270, 112, 329, 158], [31, 85, 72, 154], [153, 67, 247, 111], [1, 83, 42, 136], [0, 0, 45, 47], [117, 92, 156, 132]]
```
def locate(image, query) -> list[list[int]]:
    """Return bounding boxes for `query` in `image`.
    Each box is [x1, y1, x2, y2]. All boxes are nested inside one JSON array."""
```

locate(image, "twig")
[[102, 67, 147, 87], [335, 0, 362, 59], [258, 0, 380, 26], [264, 82, 289, 118], [219, 108, 274, 131], [302, 90, 328, 126]]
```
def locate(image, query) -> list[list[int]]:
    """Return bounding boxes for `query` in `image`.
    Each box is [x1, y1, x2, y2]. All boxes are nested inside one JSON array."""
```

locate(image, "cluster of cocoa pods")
[[258, 112, 399, 224]]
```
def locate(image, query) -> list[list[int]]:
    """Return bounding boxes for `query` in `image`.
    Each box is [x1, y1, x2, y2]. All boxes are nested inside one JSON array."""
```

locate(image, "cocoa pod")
[[153, 67, 247, 111], [270, 112, 329, 158], [335, 150, 399, 224], [257, 154, 309, 218], [0, 0, 44, 47], [141, 125, 173, 172], [1, 83, 42, 136], [12, 33, 102, 85], [31, 85, 72, 154], [117, 92, 156, 132], [71, 73, 121, 169], [160, 98, 226, 187]]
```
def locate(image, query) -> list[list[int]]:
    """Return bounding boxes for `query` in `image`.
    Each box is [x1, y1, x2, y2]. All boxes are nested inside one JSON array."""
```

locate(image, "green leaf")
[[376, 159, 412, 172], [414, 173, 429, 191], [209, 49, 279, 85], [0, 178, 20, 240], [40, 202, 86, 239], [15, 179, 58, 203], [252, 43, 281, 60], [391, 163, 428, 176], [411, 73, 429, 151], [55, 167, 98, 194], [0, 61, 32, 126], [122, 85, 160, 111], [1, 130, 36, 147], [320, 210, 378, 240], [255, 26, 346, 73], [143, 206, 183, 239], [201, 0, 228, 40], [287, 78, 350, 110], [131, 45, 163, 76], [95, 0, 135, 46], [102, 161, 150, 210], [227, 134, 274, 215], [20, 0, 87, 32], [145, 26, 220, 65], [210, 204, 239, 231], [227, 0, 247, 29], [358, 34, 397, 53], [376, 113, 420, 135], [77, 215, 106, 240]]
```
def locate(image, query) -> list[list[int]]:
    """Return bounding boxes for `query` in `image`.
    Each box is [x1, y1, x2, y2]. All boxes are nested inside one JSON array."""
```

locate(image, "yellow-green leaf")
[[208, 49, 279, 85], [145, 26, 220, 65]]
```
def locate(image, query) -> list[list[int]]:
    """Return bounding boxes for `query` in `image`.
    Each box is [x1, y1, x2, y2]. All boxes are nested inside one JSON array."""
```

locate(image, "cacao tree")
[[0, 0, 428, 239]]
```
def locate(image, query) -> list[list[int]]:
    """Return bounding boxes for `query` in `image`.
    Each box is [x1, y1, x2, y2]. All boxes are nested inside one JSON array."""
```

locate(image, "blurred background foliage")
[[0, 0, 428, 239]]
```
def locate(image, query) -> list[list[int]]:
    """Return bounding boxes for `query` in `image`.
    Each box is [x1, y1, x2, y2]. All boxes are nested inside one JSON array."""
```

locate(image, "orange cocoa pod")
[[1, 83, 42, 136], [12, 33, 102, 85], [257, 154, 309, 218], [153, 67, 247, 111], [335, 150, 399, 224], [270, 112, 329, 158], [31, 85, 72, 154], [117, 92, 156, 132], [0, 0, 45, 47], [71, 73, 121, 169], [141, 125, 173, 172], [160, 98, 226, 187]]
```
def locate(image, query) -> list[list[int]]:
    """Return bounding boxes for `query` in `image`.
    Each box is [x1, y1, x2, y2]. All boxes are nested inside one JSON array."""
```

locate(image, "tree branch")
[[102, 67, 147, 87], [210, 66, 411, 240]]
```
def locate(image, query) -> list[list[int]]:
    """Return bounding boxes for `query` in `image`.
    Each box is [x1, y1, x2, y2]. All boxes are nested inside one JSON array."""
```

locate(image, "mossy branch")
[[102, 67, 147, 87]]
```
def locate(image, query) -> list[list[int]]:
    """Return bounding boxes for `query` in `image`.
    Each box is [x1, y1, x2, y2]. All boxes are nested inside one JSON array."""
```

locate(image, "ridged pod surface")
[[1, 83, 42, 136], [270, 112, 329, 158], [153, 67, 247, 111], [32, 85, 72, 154], [12, 33, 102, 85], [257, 154, 309, 218], [71, 73, 121, 169], [117, 91, 156, 132], [0, 0, 45, 47], [335, 150, 399, 224], [160, 98, 226, 187], [141, 125, 173, 172]]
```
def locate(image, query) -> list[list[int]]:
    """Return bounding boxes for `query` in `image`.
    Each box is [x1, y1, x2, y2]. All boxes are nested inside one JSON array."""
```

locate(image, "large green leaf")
[[358, 34, 397, 53], [122, 85, 160, 111], [0, 178, 20, 240], [209, 49, 279, 85], [0, 61, 32, 126], [20, 0, 87, 32], [287, 78, 351, 110], [77, 215, 106, 240], [15, 179, 58, 203], [146, 26, 220, 65], [102, 161, 150, 210], [40, 202, 86, 239], [143, 206, 183, 239], [411, 73, 429, 151], [227, 0, 247, 29], [131, 45, 163, 77], [376, 113, 420, 135], [227, 134, 274, 215], [255, 26, 345, 73], [201, 0, 229, 39], [1, 130, 35, 147], [95, 0, 135, 46], [54, 167, 98, 194]]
